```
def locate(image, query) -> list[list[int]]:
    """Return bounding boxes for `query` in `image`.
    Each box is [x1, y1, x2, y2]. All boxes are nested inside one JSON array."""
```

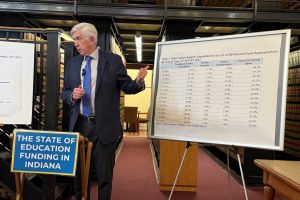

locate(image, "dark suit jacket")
[[61, 49, 144, 144]]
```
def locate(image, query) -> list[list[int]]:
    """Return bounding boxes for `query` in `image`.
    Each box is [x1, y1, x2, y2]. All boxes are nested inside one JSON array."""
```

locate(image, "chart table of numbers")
[[155, 58, 263, 129]]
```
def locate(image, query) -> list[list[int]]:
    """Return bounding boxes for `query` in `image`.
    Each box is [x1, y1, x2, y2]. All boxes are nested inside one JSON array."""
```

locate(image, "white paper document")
[[0, 41, 34, 124], [0, 50, 22, 115]]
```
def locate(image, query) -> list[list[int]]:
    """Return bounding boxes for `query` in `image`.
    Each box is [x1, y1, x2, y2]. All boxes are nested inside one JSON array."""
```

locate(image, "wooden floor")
[[123, 124, 148, 137]]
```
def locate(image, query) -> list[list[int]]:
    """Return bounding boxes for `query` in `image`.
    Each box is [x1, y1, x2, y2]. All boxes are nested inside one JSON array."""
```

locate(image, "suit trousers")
[[74, 115, 117, 200]]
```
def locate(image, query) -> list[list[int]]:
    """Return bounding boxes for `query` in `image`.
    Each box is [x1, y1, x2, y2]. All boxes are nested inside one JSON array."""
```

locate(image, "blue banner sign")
[[11, 129, 79, 176]]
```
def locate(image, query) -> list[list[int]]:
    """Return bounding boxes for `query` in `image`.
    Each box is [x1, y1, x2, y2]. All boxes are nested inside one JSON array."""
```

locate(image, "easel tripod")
[[168, 142, 248, 200]]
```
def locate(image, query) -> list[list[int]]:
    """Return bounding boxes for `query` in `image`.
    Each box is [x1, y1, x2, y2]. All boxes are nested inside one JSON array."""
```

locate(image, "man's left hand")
[[136, 65, 149, 84]]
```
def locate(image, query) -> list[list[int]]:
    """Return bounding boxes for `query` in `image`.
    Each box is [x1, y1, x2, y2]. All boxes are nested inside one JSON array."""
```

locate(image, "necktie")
[[82, 56, 92, 117]]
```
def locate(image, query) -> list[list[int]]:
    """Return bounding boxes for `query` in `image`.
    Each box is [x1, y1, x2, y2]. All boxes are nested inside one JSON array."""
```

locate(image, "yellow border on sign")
[[11, 129, 80, 176]]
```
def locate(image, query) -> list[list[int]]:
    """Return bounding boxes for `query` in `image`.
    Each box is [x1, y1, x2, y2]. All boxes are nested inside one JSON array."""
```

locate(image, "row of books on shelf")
[[286, 85, 300, 102], [285, 120, 300, 131], [288, 67, 300, 84], [285, 129, 300, 140], [289, 49, 300, 67], [285, 124, 300, 157], [287, 96, 300, 102], [286, 103, 300, 113], [286, 112, 300, 121], [284, 136, 300, 157]]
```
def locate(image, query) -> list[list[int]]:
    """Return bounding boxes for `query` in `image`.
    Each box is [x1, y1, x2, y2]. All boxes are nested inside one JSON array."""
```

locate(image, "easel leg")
[[236, 152, 248, 200], [226, 146, 232, 200], [168, 142, 191, 200]]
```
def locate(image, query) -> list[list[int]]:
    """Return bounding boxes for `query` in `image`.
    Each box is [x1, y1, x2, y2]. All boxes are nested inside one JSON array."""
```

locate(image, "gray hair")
[[71, 22, 98, 44]]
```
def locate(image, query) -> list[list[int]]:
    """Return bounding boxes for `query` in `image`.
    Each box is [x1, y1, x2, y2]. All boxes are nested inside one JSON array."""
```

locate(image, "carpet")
[[89, 136, 288, 200]]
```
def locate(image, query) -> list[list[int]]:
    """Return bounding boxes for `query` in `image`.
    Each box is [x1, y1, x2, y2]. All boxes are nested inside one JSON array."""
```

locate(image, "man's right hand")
[[72, 85, 85, 101]]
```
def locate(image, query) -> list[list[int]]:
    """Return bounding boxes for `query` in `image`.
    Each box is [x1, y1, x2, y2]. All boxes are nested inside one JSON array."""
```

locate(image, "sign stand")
[[168, 141, 191, 200], [79, 135, 93, 200], [14, 172, 24, 200], [10, 133, 93, 200]]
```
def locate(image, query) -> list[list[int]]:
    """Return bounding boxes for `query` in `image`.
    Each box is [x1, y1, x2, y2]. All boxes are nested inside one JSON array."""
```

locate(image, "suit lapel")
[[96, 50, 107, 90], [75, 56, 84, 86]]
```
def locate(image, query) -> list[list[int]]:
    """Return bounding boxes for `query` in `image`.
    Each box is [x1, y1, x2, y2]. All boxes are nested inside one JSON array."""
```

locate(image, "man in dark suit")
[[61, 22, 148, 200]]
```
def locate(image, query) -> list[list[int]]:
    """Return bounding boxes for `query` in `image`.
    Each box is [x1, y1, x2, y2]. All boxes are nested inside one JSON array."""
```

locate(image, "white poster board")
[[0, 41, 35, 124], [149, 30, 291, 150]]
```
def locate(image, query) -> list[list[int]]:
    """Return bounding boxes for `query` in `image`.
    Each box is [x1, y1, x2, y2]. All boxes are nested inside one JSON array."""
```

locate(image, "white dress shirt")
[[80, 47, 99, 115]]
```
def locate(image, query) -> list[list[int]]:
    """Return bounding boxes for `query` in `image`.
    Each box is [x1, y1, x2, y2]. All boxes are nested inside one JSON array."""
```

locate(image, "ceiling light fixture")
[[135, 31, 142, 62]]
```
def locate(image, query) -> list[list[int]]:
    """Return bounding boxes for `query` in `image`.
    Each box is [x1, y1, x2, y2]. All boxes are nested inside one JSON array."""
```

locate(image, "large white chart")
[[150, 30, 290, 150], [0, 41, 34, 124]]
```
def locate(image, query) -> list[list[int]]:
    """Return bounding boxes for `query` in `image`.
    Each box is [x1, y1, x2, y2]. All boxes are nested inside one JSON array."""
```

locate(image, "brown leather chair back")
[[124, 106, 138, 123]]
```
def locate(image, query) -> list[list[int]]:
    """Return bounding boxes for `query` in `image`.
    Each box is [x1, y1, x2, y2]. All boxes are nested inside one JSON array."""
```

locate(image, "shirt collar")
[[85, 46, 99, 60]]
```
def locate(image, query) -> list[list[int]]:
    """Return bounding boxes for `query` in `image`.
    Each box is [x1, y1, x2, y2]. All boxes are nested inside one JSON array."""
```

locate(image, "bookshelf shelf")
[[289, 64, 300, 69], [285, 118, 300, 122], [288, 83, 300, 86], [286, 101, 300, 103]]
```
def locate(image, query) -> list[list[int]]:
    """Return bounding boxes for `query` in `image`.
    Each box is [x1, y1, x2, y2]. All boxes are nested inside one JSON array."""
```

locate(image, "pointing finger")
[[144, 65, 150, 70]]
